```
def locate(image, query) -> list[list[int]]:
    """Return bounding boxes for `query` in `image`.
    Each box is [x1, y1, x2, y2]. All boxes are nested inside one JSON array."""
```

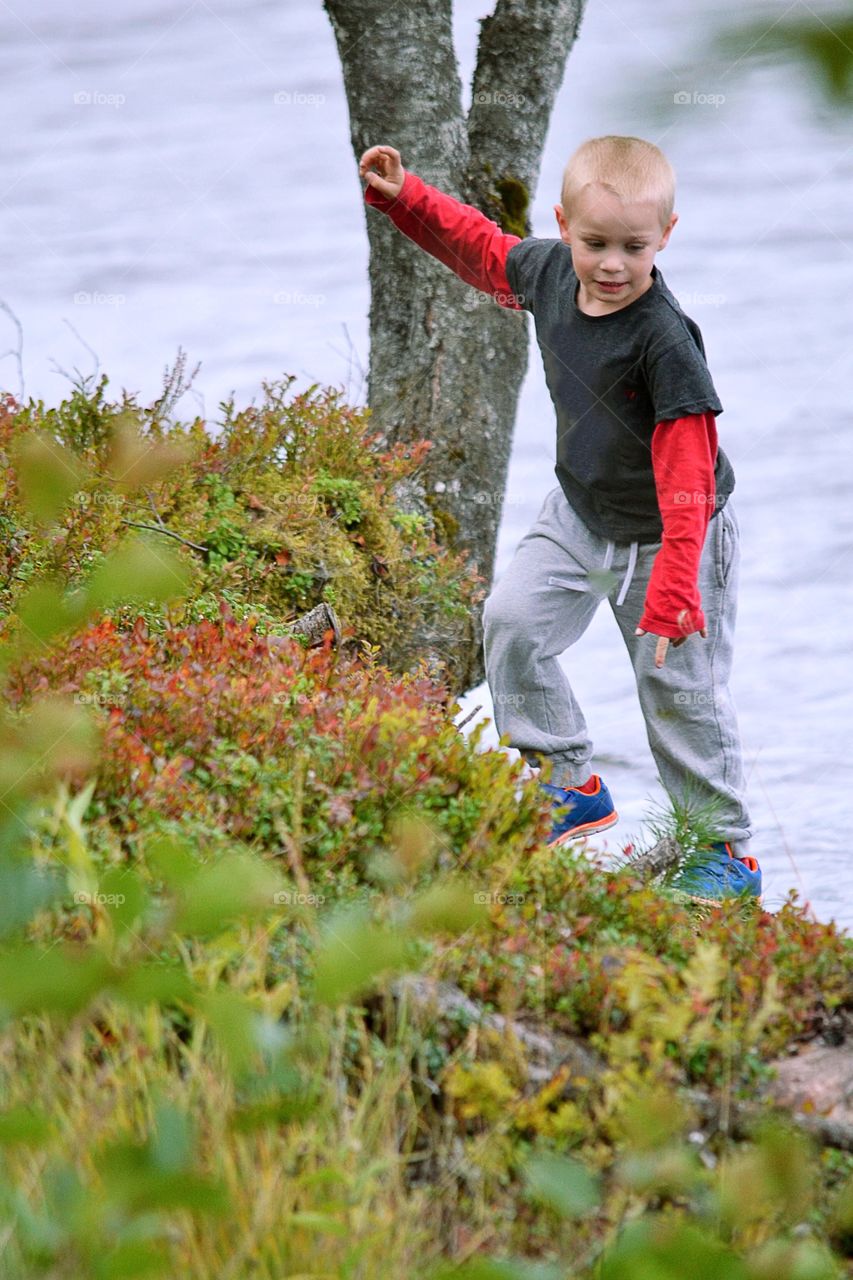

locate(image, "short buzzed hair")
[[560, 135, 676, 230]]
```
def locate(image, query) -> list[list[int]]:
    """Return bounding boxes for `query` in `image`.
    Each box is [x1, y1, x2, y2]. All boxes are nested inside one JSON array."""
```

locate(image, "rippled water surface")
[[2, 0, 851, 926]]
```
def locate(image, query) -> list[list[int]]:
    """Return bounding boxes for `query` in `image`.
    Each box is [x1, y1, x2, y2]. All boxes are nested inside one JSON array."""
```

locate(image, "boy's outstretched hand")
[[359, 145, 405, 199], [635, 613, 708, 669]]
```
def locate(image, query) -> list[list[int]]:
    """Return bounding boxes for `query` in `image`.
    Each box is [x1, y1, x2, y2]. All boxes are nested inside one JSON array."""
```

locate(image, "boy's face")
[[554, 184, 677, 315]]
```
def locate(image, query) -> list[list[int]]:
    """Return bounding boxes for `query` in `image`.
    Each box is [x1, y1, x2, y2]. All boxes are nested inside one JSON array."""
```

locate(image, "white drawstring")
[[606, 539, 639, 607], [616, 540, 639, 606]]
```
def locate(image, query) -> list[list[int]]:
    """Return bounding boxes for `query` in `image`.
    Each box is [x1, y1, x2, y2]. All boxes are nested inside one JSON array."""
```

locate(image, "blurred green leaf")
[[715, 14, 853, 107], [600, 1217, 749, 1280], [523, 1149, 600, 1218], [107, 413, 194, 494], [312, 905, 411, 1005], [406, 880, 486, 936], [98, 1136, 228, 1214], [0, 945, 113, 1019], [199, 989, 259, 1076], [113, 961, 194, 1008], [98, 1107, 228, 1216], [172, 852, 281, 936], [85, 536, 192, 610], [828, 1173, 853, 1256], [92, 1241, 168, 1280], [0, 853, 64, 938], [99, 865, 149, 935], [0, 1104, 54, 1146], [617, 1146, 701, 1198], [747, 1238, 841, 1280], [718, 1121, 815, 1230], [149, 1099, 193, 1173], [13, 579, 89, 650], [143, 830, 199, 890], [587, 568, 619, 596], [12, 431, 86, 525], [621, 1086, 688, 1152], [0, 696, 99, 801]]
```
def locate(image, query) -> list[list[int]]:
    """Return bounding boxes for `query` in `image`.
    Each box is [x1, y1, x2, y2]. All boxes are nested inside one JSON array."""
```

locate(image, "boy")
[[359, 136, 760, 901]]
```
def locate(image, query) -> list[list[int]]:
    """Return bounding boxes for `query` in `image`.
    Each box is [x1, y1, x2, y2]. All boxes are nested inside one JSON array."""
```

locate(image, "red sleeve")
[[638, 412, 719, 639], [365, 171, 523, 309]]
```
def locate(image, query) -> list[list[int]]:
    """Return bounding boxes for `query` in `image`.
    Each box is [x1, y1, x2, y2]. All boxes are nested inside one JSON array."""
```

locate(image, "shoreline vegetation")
[[0, 372, 851, 1278]]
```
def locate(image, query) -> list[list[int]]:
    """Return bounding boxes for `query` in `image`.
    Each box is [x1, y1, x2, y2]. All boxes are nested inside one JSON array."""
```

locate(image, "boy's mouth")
[[596, 280, 627, 291]]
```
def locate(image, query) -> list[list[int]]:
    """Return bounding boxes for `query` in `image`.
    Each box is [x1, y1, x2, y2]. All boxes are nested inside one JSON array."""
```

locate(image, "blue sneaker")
[[671, 841, 762, 902], [540, 775, 618, 846]]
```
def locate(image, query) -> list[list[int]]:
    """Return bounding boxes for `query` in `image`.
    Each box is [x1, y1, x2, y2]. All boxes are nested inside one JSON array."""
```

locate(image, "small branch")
[[0, 298, 25, 402], [622, 835, 682, 881], [455, 703, 483, 732], [120, 519, 209, 556], [151, 346, 201, 423], [143, 488, 169, 529]]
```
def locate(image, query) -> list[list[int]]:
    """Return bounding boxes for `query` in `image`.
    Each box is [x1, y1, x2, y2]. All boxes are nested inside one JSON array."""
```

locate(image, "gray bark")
[[284, 602, 342, 648], [324, 0, 586, 692]]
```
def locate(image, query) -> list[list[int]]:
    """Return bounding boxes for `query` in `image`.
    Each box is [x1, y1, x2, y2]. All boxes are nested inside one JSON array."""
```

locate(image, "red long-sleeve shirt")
[[365, 172, 716, 638]]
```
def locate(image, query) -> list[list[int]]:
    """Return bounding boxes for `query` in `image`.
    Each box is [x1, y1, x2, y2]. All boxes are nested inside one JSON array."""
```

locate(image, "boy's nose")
[[601, 253, 623, 272]]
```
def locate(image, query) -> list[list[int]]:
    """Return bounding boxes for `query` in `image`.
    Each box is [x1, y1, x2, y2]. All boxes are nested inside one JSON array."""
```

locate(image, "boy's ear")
[[658, 211, 678, 250], [554, 204, 571, 243]]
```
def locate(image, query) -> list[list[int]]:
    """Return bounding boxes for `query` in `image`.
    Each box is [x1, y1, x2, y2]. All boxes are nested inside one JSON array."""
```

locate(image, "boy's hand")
[[635, 613, 707, 669], [359, 145, 405, 199]]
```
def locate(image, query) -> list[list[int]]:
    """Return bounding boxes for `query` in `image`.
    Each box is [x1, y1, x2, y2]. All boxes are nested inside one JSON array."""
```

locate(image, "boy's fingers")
[[359, 145, 386, 172]]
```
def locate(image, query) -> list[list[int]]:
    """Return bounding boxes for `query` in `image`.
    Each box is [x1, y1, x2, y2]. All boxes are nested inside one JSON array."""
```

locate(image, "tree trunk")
[[324, 0, 586, 693]]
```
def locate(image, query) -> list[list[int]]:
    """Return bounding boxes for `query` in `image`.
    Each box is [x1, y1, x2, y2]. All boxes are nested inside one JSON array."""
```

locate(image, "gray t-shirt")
[[504, 237, 734, 542]]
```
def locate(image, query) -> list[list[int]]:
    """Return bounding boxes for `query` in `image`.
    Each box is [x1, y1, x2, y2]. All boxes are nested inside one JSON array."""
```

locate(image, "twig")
[[50, 318, 101, 392], [0, 298, 24, 401], [621, 835, 682, 881], [119, 519, 209, 556], [151, 346, 201, 422], [454, 703, 483, 732], [144, 488, 169, 529]]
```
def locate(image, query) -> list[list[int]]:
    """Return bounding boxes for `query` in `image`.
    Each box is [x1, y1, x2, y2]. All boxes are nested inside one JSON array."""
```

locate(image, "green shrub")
[[0, 375, 482, 683]]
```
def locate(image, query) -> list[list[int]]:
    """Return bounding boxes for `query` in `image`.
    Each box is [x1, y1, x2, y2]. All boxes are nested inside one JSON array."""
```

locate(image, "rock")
[[390, 974, 604, 1095], [766, 1042, 853, 1148]]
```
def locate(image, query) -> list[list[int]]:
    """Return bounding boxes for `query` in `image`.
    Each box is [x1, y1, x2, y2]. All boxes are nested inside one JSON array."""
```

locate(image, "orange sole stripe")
[[548, 810, 619, 847]]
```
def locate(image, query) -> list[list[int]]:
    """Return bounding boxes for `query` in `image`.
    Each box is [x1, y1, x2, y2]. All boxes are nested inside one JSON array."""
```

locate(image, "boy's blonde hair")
[[560, 135, 675, 230]]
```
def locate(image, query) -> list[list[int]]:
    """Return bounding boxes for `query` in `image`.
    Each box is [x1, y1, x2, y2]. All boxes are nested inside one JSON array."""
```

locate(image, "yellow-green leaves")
[[523, 1149, 600, 1218], [171, 852, 282, 937], [105, 413, 193, 494], [12, 431, 86, 526], [85, 535, 192, 610], [312, 904, 411, 1006]]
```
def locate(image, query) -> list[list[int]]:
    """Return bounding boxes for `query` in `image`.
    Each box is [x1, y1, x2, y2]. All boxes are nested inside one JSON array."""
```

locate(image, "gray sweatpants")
[[483, 486, 752, 846]]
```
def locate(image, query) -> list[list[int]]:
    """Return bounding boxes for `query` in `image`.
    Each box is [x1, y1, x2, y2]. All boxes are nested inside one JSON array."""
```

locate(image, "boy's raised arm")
[[359, 145, 524, 309]]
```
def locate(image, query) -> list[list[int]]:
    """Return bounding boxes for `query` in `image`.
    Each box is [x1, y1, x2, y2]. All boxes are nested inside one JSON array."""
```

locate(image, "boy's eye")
[[584, 241, 647, 252]]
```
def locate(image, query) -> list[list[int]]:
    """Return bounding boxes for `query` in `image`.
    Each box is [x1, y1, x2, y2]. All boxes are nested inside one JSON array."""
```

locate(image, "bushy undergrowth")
[[0, 377, 851, 1279], [0, 372, 481, 683]]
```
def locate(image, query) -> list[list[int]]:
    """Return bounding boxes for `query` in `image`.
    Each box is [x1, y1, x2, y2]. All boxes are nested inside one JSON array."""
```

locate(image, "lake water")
[[2, 0, 851, 928]]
